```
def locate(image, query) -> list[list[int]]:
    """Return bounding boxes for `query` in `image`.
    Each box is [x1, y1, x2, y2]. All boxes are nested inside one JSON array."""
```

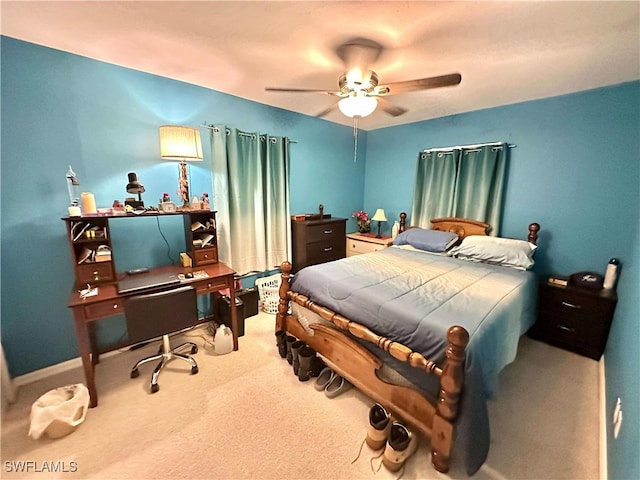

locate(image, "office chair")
[[124, 286, 199, 393]]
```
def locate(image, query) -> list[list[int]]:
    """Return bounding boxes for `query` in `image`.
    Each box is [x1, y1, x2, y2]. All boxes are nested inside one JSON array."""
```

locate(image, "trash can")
[[28, 383, 89, 440]]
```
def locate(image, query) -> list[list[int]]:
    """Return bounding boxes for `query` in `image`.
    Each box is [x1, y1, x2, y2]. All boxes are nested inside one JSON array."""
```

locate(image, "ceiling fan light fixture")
[[338, 93, 378, 118]]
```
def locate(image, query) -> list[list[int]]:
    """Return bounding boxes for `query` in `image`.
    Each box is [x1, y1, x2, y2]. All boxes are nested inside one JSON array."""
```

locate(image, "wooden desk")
[[67, 263, 237, 407]]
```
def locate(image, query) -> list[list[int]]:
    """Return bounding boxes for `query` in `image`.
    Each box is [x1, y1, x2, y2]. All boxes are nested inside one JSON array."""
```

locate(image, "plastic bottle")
[[603, 258, 620, 290], [391, 221, 400, 239], [214, 324, 233, 355]]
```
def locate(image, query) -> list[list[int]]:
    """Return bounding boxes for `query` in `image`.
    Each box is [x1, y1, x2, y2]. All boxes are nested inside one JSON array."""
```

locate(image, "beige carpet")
[[1, 312, 599, 479]]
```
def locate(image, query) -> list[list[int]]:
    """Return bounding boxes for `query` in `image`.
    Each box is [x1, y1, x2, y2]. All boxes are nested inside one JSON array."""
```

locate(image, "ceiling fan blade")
[[377, 97, 407, 117], [265, 87, 342, 96], [378, 73, 462, 95], [315, 102, 339, 118]]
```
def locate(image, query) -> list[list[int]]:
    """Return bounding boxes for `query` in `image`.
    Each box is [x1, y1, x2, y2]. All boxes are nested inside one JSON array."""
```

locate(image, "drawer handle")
[[324, 229, 333, 234], [556, 324, 576, 333], [208, 283, 212, 288], [324, 247, 333, 252], [561, 301, 582, 309], [113, 304, 118, 309]]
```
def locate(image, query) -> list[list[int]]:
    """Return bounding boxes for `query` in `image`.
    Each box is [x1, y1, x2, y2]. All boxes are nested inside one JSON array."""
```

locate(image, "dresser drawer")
[[83, 299, 124, 320], [306, 222, 344, 243], [306, 239, 344, 263]]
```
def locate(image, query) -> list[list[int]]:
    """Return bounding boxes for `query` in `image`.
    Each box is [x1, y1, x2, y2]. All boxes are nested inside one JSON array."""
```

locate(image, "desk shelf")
[[185, 211, 218, 266], [64, 217, 115, 284]]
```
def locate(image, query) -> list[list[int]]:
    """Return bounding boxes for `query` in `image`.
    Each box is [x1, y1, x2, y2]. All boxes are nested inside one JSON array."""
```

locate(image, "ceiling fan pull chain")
[[353, 117, 359, 162]]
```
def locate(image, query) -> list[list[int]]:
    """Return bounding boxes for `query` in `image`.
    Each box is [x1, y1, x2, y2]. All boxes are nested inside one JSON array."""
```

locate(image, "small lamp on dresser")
[[372, 208, 387, 238]]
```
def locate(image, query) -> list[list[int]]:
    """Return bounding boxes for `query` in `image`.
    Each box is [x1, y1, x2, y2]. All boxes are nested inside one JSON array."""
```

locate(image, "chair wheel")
[[191, 365, 199, 375], [191, 345, 198, 354], [130, 369, 139, 379], [151, 383, 159, 393]]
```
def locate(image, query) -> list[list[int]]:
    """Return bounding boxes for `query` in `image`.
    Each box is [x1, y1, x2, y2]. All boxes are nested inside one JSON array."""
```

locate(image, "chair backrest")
[[124, 286, 198, 344]]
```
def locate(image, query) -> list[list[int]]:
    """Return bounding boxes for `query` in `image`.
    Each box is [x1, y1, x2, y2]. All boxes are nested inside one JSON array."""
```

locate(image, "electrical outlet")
[[613, 397, 623, 439]]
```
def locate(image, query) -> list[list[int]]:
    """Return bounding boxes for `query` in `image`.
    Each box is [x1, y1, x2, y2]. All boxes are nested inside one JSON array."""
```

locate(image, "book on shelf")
[[191, 221, 206, 232], [200, 234, 215, 248], [77, 247, 94, 264], [193, 239, 203, 248]]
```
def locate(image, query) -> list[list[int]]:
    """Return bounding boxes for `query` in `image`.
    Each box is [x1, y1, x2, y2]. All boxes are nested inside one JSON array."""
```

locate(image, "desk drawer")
[[193, 247, 218, 265], [195, 278, 229, 295], [84, 299, 124, 320], [77, 263, 114, 284]]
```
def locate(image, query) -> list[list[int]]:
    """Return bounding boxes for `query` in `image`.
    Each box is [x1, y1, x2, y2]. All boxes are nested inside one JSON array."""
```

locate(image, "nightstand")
[[528, 281, 617, 360], [346, 233, 393, 257]]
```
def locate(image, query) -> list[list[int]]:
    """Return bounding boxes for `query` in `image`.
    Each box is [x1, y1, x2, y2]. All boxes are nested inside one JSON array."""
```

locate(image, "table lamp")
[[372, 208, 387, 238], [159, 125, 203, 208]]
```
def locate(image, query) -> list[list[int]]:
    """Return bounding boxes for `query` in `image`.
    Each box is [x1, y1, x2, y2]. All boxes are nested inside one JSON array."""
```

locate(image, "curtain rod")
[[423, 141, 516, 153], [200, 123, 298, 144]]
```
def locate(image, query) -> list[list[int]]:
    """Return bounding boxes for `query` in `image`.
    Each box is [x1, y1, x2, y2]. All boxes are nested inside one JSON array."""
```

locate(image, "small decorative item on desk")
[[201, 192, 210, 210], [352, 210, 371, 233], [319, 204, 324, 218], [192, 195, 201, 209]]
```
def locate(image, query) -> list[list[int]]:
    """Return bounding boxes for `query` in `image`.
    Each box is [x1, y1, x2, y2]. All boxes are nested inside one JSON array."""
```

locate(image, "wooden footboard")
[[276, 261, 469, 473]]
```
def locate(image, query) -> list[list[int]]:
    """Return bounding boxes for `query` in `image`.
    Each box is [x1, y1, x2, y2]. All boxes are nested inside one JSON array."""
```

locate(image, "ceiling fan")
[[265, 37, 462, 119]]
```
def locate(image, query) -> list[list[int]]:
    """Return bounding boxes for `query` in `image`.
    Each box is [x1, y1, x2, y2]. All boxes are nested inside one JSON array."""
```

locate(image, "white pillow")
[[448, 235, 537, 270]]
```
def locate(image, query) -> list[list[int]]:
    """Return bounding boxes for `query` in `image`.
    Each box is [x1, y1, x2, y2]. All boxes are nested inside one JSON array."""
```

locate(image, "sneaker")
[[381, 422, 418, 472], [365, 403, 393, 450]]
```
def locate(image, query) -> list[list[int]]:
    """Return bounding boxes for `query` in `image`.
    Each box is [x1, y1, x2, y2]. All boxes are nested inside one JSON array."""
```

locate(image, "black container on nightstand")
[[528, 280, 618, 360]]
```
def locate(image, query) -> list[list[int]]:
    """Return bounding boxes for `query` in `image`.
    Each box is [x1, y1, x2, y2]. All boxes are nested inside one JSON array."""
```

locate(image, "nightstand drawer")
[[347, 239, 376, 255], [530, 282, 618, 359], [538, 286, 615, 322]]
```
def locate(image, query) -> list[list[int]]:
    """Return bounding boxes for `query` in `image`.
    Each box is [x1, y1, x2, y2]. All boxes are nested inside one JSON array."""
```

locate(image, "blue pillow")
[[392, 228, 459, 253]]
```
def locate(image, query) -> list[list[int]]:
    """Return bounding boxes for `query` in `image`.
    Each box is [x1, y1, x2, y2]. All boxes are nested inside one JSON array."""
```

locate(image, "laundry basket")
[[256, 274, 281, 314]]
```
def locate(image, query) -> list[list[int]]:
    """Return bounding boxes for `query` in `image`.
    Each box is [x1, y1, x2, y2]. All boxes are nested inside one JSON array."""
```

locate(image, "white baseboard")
[[13, 350, 121, 388], [599, 357, 607, 480]]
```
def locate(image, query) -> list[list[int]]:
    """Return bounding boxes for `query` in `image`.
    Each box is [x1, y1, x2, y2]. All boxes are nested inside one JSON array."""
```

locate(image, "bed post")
[[399, 212, 407, 233], [431, 325, 469, 473], [528, 222, 540, 245], [276, 261, 292, 331]]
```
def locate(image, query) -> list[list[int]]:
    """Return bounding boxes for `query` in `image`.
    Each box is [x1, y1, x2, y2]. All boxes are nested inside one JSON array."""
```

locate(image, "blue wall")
[[2, 37, 638, 479], [364, 83, 640, 480], [0, 37, 366, 373]]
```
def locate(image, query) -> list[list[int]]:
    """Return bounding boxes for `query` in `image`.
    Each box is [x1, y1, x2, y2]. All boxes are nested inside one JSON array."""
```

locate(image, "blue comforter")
[[291, 246, 536, 475]]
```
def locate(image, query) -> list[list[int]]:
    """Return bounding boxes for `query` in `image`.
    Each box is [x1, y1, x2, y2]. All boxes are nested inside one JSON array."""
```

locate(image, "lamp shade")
[[372, 208, 387, 222], [159, 125, 203, 161], [338, 93, 378, 118]]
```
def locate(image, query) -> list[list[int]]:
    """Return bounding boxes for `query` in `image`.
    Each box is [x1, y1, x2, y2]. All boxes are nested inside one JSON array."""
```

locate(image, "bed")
[[275, 215, 540, 475]]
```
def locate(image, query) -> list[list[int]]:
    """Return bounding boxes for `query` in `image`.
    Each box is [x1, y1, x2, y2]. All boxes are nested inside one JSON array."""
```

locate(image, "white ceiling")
[[2, 1, 639, 130]]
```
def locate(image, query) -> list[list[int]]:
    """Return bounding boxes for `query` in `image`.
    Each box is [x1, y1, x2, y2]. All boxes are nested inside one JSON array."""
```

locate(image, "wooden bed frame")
[[275, 215, 540, 473]]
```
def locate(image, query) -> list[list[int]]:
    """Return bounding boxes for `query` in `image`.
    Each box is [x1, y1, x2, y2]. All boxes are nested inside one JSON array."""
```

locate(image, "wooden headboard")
[[398, 212, 540, 245]]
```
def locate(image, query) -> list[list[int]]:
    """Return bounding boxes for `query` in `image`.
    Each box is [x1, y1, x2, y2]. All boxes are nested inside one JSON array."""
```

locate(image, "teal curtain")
[[410, 143, 508, 234], [211, 126, 290, 275]]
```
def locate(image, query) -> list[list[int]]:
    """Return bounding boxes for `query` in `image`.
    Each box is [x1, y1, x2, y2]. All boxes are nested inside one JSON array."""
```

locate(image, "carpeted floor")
[[1, 312, 599, 479]]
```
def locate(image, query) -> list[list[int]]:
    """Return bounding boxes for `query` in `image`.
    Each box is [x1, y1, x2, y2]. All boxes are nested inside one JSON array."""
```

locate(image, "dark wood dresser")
[[291, 217, 347, 272], [529, 281, 617, 360]]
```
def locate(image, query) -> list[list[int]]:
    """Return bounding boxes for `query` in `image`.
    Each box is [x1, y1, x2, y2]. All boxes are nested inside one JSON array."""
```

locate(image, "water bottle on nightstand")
[[603, 258, 620, 290]]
